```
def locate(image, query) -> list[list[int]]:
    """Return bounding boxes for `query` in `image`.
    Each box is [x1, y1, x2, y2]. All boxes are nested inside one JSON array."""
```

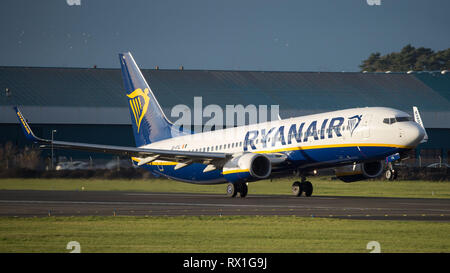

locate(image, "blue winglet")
[[14, 107, 40, 142]]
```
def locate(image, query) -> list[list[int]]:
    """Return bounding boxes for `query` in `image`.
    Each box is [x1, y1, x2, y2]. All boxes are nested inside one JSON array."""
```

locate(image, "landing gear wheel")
[[385, 169, 397, 181], [237, 183, 248, 198], [226, 183, 237, 197], [292, 181, 303, 197], [302, 181, 313, 197], [385, 169, 392, 180], [227, 183, 248, 198]]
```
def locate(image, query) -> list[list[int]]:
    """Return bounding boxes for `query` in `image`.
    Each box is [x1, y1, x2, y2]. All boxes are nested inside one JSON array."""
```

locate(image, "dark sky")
[[0, 0, 449, 71]]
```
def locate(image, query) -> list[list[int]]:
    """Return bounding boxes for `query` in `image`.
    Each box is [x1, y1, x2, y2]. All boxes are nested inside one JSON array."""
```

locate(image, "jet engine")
[[223, 153, 272, 182], [335, 161, 384, 182]]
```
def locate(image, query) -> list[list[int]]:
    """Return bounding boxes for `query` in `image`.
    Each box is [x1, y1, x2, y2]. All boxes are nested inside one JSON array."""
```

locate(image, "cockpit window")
[[383, 116, 412, 124], [395, 116, 412, 122], [383, 118, 396, 124]]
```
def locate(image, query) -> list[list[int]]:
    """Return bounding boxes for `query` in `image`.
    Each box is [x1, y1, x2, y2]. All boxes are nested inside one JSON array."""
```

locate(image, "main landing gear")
[[227, 182, 248, 198], [292, 178, 313, 197]]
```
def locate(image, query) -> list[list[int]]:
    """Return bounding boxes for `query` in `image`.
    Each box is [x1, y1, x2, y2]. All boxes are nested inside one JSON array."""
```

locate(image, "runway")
[[1, 190, 450, 221]]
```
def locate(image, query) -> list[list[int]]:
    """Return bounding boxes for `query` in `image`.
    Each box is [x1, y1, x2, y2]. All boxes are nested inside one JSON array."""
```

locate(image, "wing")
[[14, 107, 230, 168]]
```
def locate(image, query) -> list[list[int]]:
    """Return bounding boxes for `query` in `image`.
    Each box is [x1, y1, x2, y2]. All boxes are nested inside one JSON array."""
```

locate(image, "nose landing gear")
[[385, 169, 398, 181], [385, 162, 398, 181]]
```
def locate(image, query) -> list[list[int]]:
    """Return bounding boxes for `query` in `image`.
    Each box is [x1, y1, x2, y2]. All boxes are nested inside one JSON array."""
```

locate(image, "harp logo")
[[127, 88, 150, 132], [348, 115, 362, 137]]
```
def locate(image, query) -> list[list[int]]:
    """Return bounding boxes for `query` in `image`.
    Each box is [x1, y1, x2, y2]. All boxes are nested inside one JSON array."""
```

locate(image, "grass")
[[1, 178, 449, 253], [0, 216, 449, 253], [0, 177, 449, 199]]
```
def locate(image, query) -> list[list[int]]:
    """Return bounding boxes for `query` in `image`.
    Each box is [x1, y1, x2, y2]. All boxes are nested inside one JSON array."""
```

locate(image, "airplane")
[[14, 52, 427, 198]]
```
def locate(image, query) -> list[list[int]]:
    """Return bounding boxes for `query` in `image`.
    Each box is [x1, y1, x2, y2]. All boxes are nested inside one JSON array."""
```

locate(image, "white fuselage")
[[131, 106, 425, 184], [143, 107, 423, 155]]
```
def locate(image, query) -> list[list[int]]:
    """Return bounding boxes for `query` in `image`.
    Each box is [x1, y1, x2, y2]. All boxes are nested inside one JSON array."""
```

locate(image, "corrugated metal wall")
[[0, 67, 448, 161], [1, 67, 449, 127]]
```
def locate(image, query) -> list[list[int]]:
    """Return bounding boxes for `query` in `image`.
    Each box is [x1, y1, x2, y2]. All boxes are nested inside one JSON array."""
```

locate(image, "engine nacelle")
[[335, 161, 384, 183], [223, 153, 272, 182]]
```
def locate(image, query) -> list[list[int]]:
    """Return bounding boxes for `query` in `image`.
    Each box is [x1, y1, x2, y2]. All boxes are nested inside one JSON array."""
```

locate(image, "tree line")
[[360, 44, 450, 72]]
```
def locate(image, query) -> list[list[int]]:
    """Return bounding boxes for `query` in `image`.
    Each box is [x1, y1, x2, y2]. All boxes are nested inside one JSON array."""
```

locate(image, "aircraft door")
[[362, 114, 372, 138]]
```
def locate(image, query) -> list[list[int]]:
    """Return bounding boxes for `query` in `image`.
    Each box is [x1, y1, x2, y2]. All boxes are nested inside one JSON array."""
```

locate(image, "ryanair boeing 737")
[[14, 52, 427, 198]]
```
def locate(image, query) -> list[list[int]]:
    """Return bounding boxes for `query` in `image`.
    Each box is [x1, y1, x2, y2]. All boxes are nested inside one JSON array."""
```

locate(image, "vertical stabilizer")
[[119, 52, 173, 146]]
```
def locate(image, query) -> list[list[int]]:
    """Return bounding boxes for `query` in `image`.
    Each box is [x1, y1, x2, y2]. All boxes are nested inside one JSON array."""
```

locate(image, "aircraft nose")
[[404, 122, 426, 147]]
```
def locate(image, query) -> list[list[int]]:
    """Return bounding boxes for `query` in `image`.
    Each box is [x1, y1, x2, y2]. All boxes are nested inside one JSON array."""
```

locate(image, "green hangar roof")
[[0, 66, 449, 128]]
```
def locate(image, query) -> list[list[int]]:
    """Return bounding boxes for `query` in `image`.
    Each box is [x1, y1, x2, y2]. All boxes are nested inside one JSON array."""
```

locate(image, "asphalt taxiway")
[[0, 190, 449, 221]]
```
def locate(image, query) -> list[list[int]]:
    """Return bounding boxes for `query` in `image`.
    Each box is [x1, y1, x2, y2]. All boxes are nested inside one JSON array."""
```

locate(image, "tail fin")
[[119, 52, 173, 146]]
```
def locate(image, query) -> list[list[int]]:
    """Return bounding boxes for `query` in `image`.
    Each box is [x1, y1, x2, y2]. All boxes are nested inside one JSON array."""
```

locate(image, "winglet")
[[412, 106, 428, 143], [14, 107, 41, 142]]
